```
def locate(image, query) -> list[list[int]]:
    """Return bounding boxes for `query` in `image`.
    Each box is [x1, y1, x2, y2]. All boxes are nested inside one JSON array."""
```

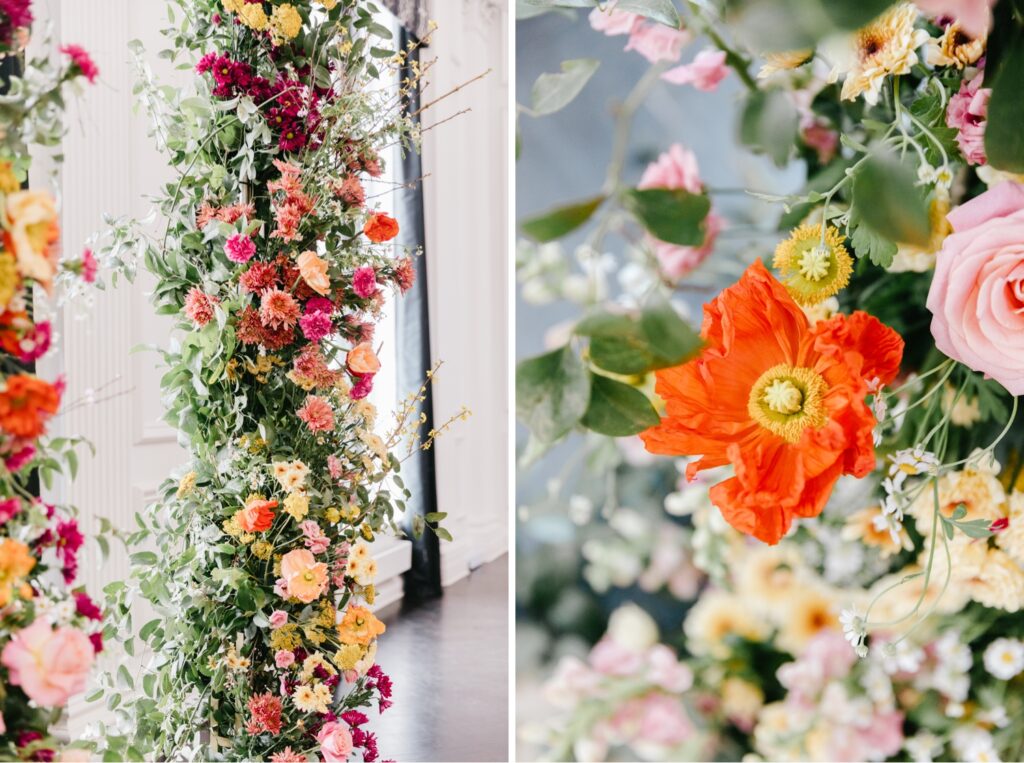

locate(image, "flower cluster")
[[0, 5, 103, 757]]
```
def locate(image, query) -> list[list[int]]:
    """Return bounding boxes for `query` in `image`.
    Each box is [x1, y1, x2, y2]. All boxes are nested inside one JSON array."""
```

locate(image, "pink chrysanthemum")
[[61, 44, 99, 83], [269, 748, 305, 763], [327, 454, 344, 479], [239, 262, 279, 295], [224, 233, 256, 264], [352, 266, 378, 298], [338, 175, 366, 207], [292, 344, 340, 388], [299, 310, 333, 342], [81, 248, 97, 283], [245, 693, 283, 736], [259, 289, 300, 330], [184, 287, 219, 327], [297, 395, 335, 432]]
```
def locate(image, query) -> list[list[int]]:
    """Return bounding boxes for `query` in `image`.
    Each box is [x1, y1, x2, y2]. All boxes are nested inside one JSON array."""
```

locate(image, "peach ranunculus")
[[279, 548, 328, 603], [337, 604, 386, 645], [346, 341, 380, 375], [363, 213, 399, 243], [234, 497, 278, 533], [1, 619, 95, 707], [296, 250, 331, 296], [927, 182, 1024, 395], [316, 720, 354, 762], [4, 190, 60, 293]]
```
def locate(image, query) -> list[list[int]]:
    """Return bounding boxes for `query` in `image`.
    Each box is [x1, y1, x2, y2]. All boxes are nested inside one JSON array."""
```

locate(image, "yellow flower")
[[684, 591, 769, 657], [245, 354, 282, 383], [318, 0, 338, 8], [362, 584, 376, 605], [238, 3, 268, 30], [222, 0, 245, 12], [270, 623, 302, 652], [776, 586, 840, 654], [757, 49, 812, 78], [890, 196, 952, 272], [999, 491, 1024, 564], [0, 161, 19, 193], [4, 190, 60, 293], [283, 491, 310, 522], [340, 503, 362, 523], [303, 624, 326, 645], [299, 652, 336, 683], [292, 684, 325, 713], [926, 22, 985, 69], [772, 223, 853, 306], [325, 507, 341, 524], [721, 677, 764, 727], [222, 516, 243, 537], [834, 3, 929, 104], [251, 540, 274, 560], [176, 470, 197, 497], [316, 601, 336, 628], [270, 3, 302, 44], [0, 539, 36, 607], [273, 460, 309, 492], [0, 251, 19, 311], [334, 643, 364, 671], [360, 524, 374, 542], [224, 647, 250, 671]]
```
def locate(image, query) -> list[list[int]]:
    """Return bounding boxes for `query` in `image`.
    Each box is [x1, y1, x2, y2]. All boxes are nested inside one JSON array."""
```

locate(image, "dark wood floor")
[[367, 556, 509, 762]]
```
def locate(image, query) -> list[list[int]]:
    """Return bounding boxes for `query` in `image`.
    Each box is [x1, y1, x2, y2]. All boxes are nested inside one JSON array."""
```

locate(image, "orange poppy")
[[336, 604, 386, 645], [641, 261, 903, 544], [0, 374, 61, 439], [235, 497, 278, 533]]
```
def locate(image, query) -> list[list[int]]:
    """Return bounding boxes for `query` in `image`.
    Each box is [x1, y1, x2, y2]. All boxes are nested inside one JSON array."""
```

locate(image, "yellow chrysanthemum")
[[334, 643, 364, 671], [773, 223, 853, 306], [238, 3, 268, 30], [324, 507, 341, 524], [0, 251, 20, 311], [222, 516, 243, 537], [362, 584, 376, 605], [926, 22, 984, 69], [283, 491, 309, 522], [222, 0, 245, 12], [270, 4, 302, 44], [757, 49, 812, 78], [318, 0, 338, 8]]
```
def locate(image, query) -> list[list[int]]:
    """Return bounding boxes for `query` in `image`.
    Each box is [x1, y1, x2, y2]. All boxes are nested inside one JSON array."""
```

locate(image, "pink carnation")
[[946, 67, 989, 166], [299, 310, 333, 342], [300, 520, 331, 554], [305, 296, 334, 314], [927, 181, 1024, 395], [224, 233, 256, 263], [4, 443, 34, 473], [259, 289, 300, 330], [80, 248, 97, 283], [352, 266, 378, 298], [184, 287, 218, 327], [269, 610, 288, 629], [588, 3, 641, 35], [61, 44, 98, 83], [624, 22, 690, 64], [1, 620, 95, 707], [0, 498, 21, 525], [350, 374, 374, 400], [18, 320, 51, 363], [661, 49, 728, 91], [297, 395, 335, 432], [650, 213, 721, 280], [327, 454, 344, 479]]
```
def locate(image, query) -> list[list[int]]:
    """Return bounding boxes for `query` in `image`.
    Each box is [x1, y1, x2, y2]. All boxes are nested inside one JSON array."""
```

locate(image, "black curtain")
[[394, 26, 442, 603]]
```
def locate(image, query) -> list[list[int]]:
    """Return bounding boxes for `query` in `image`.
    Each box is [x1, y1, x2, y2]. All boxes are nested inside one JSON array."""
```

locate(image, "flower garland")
[[91, 1, 443, 760], [517, 0, 1024, 760], [0, 6, 104, 760]]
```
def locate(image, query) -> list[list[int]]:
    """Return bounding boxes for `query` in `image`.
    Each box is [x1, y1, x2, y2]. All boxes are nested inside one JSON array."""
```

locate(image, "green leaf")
[[530, 58, 600, 116], [640, 297, 703, 364], [622, 188, 710, 246], [516, 346, 591, 443], [852, 152, 931, 247], [581, 374, 660, 436], [739, 89, 800, 167], [818, 0, 897, 30], [613, 0, 680, 28], [848, 206, 898, 268], [521, 195, 605, 242], [130, 551, 158, 567], [985, 36, 1024, 172], [953, 519, 995, 539], [576, 301, 701, 375], [434, 526, 454, 542]]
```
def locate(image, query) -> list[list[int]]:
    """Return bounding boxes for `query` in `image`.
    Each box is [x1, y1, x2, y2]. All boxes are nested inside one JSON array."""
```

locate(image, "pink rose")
[[914, 0, 994, 36], [661, 49, 728, 91], [625, 22, 691, 63], [316, 720, 354, 762], [588, 3, 641, 36], [269, 610, 288, 629], [946, 67, 989, 166], [649, 213, 721, 280], [2, 620, 95, 707], [927, 182, 1024, 394], [638, 143, 704, 194], [275, 649, 295, 668]]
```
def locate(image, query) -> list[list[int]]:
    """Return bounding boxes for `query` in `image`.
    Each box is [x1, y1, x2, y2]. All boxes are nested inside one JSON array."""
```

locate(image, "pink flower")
[[299, 310, 333, 342], [300, 520, 330, 554], [18, 320, 51, 363], [269, 610, 288, 629], [316, 721, 354, 762], [328, 454, 344, 479], [80, 248, 97, 283], [1, 620, 95, 707], [914, 0, 995, 36], [0, 498, 21, 524], [305, 296, 334, 315], [184, 287, 218, 327], [352, 266, 378, 298], [802, 121, 840, 164], [350, 374, 374, 400], [946, 67, 989, 165], [645, 645, 693, 692], [224, 233, 256, 263], [609, 693, 693, 748], [275, 649, 295, 668], [589, 638, 644, 676], [589, 3, 641, 35], [4, 442, 35, 472], [927, 182, 1024, 394], [73, 592, 102, 621], [269, 748, 305, 763], [661, 49, 728, 91], [246, 692, 283, 736], [338, 176, 366, 207], [297, 395, 335, 432], [61, 44, 98, 83], [625, 23, 691, 64], [260, 288, 300, 330]]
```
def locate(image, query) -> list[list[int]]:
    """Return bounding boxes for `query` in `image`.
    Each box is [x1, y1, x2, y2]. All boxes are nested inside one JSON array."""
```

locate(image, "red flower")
[[363, 213, 399, 243], [61, 44, 99, 83]]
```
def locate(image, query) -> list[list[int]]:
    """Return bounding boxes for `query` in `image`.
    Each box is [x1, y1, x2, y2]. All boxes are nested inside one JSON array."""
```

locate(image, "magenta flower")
[[224, 233, 256, 263], [299, 310, 333, 342], [61, 44, 99, 83], [352, 266, 378, 298]]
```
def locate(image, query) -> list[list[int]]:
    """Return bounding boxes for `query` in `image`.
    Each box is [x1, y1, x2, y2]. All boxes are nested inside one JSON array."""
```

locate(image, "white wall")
[[422, 0, 509, 585]]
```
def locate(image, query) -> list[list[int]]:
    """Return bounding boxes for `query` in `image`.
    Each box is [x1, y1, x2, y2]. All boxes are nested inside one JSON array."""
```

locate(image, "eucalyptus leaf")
[[530, 58, 600, 116]]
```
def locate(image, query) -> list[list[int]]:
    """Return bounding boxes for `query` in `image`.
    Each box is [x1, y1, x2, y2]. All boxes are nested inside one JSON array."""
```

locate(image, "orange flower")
[[336, 604, 385, 645], [0, 538, 36, 607], [346, 342, 380, 376], [0, 374, 61, 439], [235, 497, 278, 533], [4, 191, 60, 294], [363, 213, 399, 243], [296, 250, 331, 296], [641, 261, 903, 545], [279, 548, 328, 603]]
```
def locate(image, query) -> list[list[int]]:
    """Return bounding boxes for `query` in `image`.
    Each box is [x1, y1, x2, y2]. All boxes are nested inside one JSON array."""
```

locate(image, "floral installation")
[[0, 4, 105, 760], [82, 1, 465, 761], [518, 0, 1024, 759]]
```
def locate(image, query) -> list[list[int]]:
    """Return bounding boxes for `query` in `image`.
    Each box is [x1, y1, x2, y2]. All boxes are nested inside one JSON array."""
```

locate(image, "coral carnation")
[[640, 261, 903, 544], [246, 692, 283, 736], [224, 233, 256, 263]]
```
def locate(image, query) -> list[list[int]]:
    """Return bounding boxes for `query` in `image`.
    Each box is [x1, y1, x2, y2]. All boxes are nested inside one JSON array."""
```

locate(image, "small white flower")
[[889, 447, 939, 478], [978, 705, 1009, 728], [983, 638, 1024, 680], [917, 163, 938, 185], [568, 495, 593, 525], [905, 730, 942, 763], [946, 701, 966, 718], [840, 607, 866, 648]]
